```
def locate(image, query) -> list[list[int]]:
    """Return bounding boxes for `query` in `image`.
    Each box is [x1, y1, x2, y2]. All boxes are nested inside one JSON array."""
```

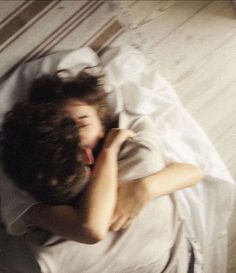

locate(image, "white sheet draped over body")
[[102, 46, 236, 273], [0, 46, 235, 273]]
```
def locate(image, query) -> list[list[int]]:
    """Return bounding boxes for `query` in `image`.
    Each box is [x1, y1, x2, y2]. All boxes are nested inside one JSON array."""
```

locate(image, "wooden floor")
[[114, 1, 236, 272]]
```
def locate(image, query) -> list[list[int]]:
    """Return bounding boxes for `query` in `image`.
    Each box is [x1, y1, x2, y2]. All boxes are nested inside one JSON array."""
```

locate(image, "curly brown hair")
[[0, 70, 114, 204], [28, 69, 113, 129], [0, 102, 89, 204]]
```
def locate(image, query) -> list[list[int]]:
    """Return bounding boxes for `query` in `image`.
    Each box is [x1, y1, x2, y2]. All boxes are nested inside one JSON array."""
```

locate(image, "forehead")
[[64, 98, 87, 108], [63, 99, 96, 116]]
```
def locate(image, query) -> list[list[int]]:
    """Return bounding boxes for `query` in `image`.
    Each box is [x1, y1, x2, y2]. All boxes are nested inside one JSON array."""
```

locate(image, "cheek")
[[90, 118, 105, 138], [89, 127, 104, 148], [79, 126, 104, 149]]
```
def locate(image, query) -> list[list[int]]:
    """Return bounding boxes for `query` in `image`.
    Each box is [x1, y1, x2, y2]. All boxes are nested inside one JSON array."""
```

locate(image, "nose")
[[83, 147, 95, 165]]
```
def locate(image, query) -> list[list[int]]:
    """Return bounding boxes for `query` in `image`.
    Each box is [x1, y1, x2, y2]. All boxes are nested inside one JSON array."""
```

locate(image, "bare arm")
[[75, 148, 118, 240], [78, 129, 136, 238], [28, 147, 118, 244], [28, 204, 98, 244], [140, 162, 204, 199], [110, 162, 203, 231], [28, 129, 134, 243]]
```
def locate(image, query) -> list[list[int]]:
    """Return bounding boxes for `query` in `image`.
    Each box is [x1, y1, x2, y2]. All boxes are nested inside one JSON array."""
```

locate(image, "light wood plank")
[[147, 1, 236, 83], [128, 0, 177, 27], [0, 1, 27, 28], [174, 35, 236, 114], [130, 2, 236, 272]]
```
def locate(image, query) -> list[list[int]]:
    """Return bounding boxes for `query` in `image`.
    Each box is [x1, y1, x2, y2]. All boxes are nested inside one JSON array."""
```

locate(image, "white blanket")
[[102, 46, 236, 273], [0, 45, 235, 273]]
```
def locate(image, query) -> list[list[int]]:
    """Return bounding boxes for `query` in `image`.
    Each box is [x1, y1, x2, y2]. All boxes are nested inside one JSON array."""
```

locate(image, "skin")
[[62, 99, 151, 231], [29, 127, 134, 243], [29, 99, 204, 243], [63, 99, 105, 151], [62, 99, 204, 231]]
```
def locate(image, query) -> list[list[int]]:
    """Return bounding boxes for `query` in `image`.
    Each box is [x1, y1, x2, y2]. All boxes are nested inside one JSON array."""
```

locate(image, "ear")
[[83, 147, 94, 165]]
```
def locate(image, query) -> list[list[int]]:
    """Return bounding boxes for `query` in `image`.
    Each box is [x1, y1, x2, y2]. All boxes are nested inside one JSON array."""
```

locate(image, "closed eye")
[[78, 115, 89, 120], [77, 120, 91, 128], [78, 124, 89, 129]]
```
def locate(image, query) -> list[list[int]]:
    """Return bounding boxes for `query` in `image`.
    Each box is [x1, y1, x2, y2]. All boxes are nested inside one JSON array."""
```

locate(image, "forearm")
[[139, 163, 204, 199], [29, 150, 118, 244], [29, 204, 102, 244], [28, 149, 118, 244], [109, 163, 203, 232], [80, 148, 118, 238]]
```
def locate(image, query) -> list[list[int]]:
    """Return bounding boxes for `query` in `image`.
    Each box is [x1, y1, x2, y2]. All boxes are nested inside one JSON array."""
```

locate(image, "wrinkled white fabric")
[[0, 73, 189, 272], [101, 46, 236, 273], [32, 113, 189, 273], [0, 46, 187, 273], [118, 112, 166, 181], [0, 47, 101, 236], [0, 45, 235, 273]]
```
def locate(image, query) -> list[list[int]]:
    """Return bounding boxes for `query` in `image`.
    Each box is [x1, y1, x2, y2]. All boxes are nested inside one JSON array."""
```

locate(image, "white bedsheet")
[[101, 46, 236, 273], [0, 45, 235, 273]]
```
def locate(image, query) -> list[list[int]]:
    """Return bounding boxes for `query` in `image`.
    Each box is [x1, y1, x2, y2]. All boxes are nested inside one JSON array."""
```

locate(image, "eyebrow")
[[78, 115, 89, 120]]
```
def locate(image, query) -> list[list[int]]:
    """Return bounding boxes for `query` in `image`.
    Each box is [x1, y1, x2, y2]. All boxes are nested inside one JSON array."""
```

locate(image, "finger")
[[110, 128, 136, 141], [110, 216, 128, 231], [121, 218, 133, 230], [110, 213, 119, 225], [124, 129, 136, 138], [121, 130, 136, 143]]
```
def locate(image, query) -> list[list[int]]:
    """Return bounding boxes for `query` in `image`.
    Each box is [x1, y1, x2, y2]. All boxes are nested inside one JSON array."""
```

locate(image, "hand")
[[103, 128, 135, 154], [110, 181, 151, 231]]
